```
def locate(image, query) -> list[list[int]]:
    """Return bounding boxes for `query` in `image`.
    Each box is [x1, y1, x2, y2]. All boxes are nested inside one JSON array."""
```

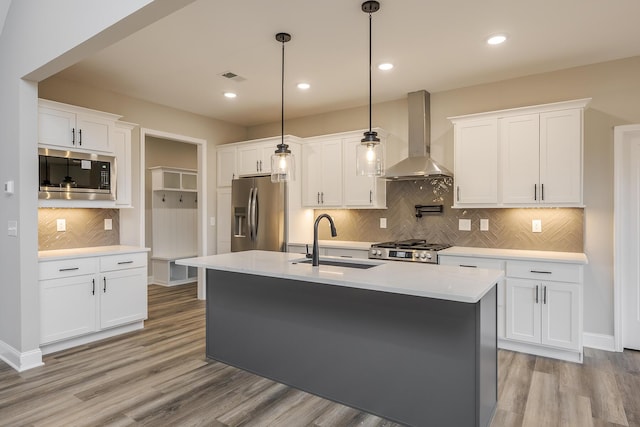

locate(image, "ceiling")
[[53, 0, 640, 127]]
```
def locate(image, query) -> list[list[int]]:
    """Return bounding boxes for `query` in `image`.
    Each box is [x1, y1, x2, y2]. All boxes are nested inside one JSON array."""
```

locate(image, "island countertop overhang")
[[177, 250, 503, 303]]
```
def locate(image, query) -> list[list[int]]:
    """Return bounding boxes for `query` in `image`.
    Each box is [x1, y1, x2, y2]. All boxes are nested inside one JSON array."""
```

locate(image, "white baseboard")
[[0, 339, 44, 372], [40, 321, 144, 355], [583, 332, 617, 352]]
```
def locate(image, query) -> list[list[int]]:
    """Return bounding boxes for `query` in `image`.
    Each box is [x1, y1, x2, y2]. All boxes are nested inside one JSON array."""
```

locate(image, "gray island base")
[[206, 269, 497, 427]]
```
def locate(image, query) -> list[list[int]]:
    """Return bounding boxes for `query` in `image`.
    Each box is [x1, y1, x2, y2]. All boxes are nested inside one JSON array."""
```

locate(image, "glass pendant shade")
[[271, 149, 295, 183], [356, 142, 384, 177]]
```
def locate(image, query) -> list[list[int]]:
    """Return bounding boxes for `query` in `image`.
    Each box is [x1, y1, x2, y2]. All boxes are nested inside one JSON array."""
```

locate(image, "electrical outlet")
[[480, 219, 489, 231], [210, 217, 216, 227], [458, 219, 471, 231], [379, 218, 387, 229], [532, 219, 542, 233], [56, 219, 66, 232], [104, 218, 113, 230]]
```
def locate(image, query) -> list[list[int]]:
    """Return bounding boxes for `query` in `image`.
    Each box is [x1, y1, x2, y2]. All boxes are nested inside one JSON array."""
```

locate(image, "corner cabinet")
[[439, 249, 586, 363], [39, 248, 148, 354], [449, 98, 590, 208], [302, 129, 387, 209]]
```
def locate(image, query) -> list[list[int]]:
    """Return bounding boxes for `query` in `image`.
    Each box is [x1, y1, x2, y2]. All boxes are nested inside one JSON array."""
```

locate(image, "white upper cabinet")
[[453, 119, 498, 205], [237, 140, 279, 176], [38, 99, 120, 153], [450, 98, 590, 208], [302, 137, 343, 207], [342, 136, 386, 208], [216, 145, 237, 187], [112, 121, 135, 207]]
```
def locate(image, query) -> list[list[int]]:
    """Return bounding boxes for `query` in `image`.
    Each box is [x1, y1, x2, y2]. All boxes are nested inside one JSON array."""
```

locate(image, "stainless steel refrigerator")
[[231, 176, 287, 252]]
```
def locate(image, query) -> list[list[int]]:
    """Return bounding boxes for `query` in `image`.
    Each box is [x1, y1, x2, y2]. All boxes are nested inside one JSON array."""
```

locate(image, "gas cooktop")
[[369, 239, 451, 263]]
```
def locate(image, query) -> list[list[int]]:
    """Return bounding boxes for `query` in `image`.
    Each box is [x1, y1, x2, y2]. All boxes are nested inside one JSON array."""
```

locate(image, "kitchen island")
[[178, 250, 503, 427]]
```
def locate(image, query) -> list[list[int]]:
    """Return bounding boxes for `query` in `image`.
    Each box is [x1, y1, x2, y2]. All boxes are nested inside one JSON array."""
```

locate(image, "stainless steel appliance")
[[231, 176, 286, 252], [369, 239, 450, 264], [38, 148, 116, 200]]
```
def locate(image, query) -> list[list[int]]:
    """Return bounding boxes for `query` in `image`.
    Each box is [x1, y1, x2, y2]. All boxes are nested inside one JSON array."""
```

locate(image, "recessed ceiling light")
[[223, 92, 237, 99], [487, 34, 507, 45], [297, 83, 311, 90], [378, 63, 394, 71]]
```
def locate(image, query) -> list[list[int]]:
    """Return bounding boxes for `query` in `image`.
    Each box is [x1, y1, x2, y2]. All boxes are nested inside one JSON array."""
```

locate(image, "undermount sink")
[[291, 257, 380, 270]]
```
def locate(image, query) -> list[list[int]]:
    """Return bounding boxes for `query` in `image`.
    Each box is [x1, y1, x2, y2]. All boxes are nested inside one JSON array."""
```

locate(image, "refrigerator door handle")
[[252, 187, 259, 240], [247, 187, 254, 241]]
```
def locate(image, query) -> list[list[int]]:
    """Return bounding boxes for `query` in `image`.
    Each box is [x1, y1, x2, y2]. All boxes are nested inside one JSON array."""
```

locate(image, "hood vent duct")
[[382, 90, 453, 180]]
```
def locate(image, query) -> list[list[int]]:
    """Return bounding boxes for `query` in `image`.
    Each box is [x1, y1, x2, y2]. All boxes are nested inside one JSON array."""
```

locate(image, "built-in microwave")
[[38, 148, 116, 200]]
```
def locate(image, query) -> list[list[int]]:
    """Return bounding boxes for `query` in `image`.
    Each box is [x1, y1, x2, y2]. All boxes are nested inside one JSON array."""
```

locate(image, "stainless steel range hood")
[[383, 90, 453, 180]]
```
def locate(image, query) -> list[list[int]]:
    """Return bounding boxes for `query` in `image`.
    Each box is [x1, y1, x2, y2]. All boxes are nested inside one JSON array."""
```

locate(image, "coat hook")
[[162, 194, 165, 202], [179, 194, 183, 203]]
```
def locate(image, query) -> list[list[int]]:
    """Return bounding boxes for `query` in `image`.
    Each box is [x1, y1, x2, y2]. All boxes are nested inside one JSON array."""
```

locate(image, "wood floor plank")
[[0, 283, 638, 427]]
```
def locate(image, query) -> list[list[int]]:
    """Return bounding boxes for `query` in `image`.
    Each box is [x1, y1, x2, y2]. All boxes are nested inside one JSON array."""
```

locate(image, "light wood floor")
[[1, 284, 639, 427]]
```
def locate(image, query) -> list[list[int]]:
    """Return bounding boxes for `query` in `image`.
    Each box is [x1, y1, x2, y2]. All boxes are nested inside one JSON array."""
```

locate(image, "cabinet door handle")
[[535, 285, 539, 303], [339, 255, 353, 258], [541, 184, 544, 201], [78, 129, 82, 146], [259, 160, 262, 171], [530, 270, 552, 274], [117, 260, 134, 265], [534, 184, 537, 201], [59, 267, 79, 272], [92, 278, 95, 295], [317, 192, 320, 204], [256, 160, 259, 172], [103, 277, 107, 293], [456, 186, 460, 202], [369, 190, 373, 204], [459, 264, 478, 268], [72, 128, 75, 145], [543, 286, 547, 304], [321, 192, 324, 204]]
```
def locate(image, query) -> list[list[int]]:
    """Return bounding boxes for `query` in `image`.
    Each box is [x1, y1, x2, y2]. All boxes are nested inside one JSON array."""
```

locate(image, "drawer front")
[[39, 257, 98, 280], [101, 252, 147, 272], [325, 247, 369, 260], [506, 260, 582, 283], [439, 255, 505, 271]]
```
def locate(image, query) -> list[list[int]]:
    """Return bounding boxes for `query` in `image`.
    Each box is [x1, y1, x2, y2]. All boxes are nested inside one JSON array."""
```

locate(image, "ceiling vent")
[[220, 71, 246, 82]]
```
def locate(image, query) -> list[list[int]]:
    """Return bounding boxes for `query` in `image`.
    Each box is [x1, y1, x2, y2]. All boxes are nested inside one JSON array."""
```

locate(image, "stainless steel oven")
[[38, 148, 116, 200], [369, 239, 451, 264]]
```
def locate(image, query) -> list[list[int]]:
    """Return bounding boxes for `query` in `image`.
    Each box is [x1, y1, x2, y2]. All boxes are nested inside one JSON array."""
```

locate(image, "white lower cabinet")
[[39, 250, 148, 351], [439, 251, 584, 362]]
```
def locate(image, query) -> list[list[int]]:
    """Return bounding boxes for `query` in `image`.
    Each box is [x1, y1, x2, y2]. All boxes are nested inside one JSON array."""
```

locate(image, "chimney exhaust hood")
[[382, 90, 453, 180]]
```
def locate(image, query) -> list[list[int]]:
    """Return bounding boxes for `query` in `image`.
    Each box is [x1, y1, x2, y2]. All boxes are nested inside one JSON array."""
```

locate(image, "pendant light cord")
[[368, 11, 372, 133], [281, 39, 285, 147]]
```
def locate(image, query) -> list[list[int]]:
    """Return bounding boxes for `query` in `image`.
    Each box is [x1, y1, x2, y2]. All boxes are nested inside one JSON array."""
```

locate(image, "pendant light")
[[271, 32, 295, 183], [356, 0, 384, 177]]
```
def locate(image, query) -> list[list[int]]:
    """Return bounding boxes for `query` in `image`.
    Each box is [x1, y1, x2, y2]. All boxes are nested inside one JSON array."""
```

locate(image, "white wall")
[[0, 0, 195, 370]]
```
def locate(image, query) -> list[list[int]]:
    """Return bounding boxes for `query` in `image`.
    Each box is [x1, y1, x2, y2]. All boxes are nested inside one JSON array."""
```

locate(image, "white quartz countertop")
[[288, 240, 374, 250], [439, 246, 588, 264], [177, 250, 503, 303], [39, 245, 150, 261]]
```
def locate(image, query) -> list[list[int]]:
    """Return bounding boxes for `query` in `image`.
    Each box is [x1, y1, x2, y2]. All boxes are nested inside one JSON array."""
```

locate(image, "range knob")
[[370, 249, 378, 256], [376, 249, 382, 256], [426, 253, 433, 259]]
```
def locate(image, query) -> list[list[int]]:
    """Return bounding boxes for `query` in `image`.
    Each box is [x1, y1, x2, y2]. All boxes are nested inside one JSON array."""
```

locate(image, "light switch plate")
[[8, 220, 17, 237], [104, 218, 113, 230], [380, 218, 387, 229], [210, 216, 216, 227], [532, 219, 542, 233], [480, 219, 489, 231], [458, 219, 471, 231], [56, 219, 66, 232]]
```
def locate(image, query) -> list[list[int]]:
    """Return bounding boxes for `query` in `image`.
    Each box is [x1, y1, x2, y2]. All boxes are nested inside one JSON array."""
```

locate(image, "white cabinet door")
[[453, 119, 498, 205], [319, 139, 343, 206], [112, 123, 133, 207], [237, 144, 262, 176], [343, 137, 384, 207], [75, 114, 112, 152], [100, 267, 147, 329], [505, 278, 541, 344], [216, 188, 232, 254], [540, 108, 582, 204], [501, 114, 540, 204], [38, 106, 76, 148], [302, 141, 324, 206], [541, 282, 580, 350], [40, 275, 98, 344], [217, 146, 237, 187]]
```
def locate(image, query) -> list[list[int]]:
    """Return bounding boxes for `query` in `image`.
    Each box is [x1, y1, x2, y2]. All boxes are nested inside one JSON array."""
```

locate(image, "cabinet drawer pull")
[[59, 267, 79, 272], [339, 255, 353, 258], [530, 270, 552, 274], [117, 260, 134, 265], [459, 264, 478, 268], [535, 285, 539, 303]]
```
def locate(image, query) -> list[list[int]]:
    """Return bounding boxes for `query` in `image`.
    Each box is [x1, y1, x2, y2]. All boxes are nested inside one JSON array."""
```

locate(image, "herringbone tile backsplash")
[[38, 208, 120, 251], [316, 180, 584, 252]]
